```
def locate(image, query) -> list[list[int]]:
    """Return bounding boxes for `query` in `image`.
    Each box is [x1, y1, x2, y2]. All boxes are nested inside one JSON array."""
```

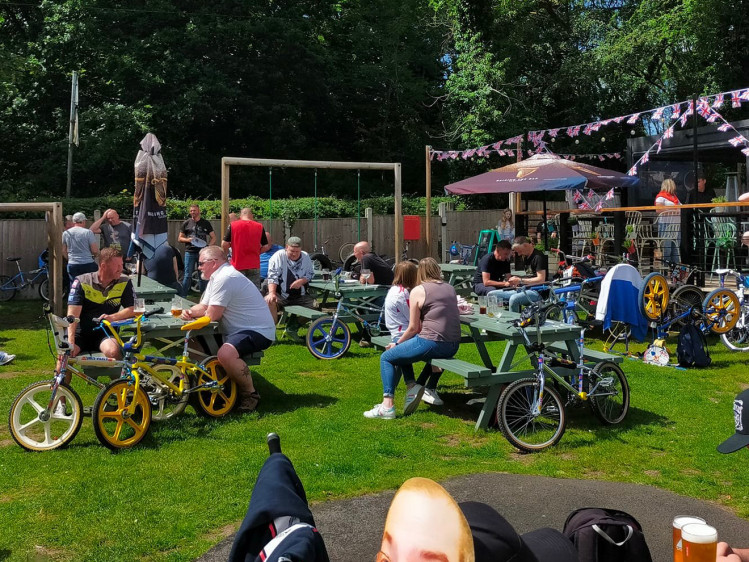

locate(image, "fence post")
[[438, 201, 452, 263], [365, 207, 373, 245]]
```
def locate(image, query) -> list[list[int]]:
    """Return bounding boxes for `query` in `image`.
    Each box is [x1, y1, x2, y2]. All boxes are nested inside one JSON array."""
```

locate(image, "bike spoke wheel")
[[144, 365, 190, 421], [587, 361, 630, 425], [306, 317, 351, 359], [0, 275, 17, 302], [703, 288, 740, 334], [9, 381, 83, 452], [669, 285, 704, 329], [639, 272, 669, 321], [498, 378, 566, 453], [39, 278, 49, 301], [721, 310, 749, 351], [338, 243, 355, 263], [93, 379, 151, 451], [190, 357, 237, 417]]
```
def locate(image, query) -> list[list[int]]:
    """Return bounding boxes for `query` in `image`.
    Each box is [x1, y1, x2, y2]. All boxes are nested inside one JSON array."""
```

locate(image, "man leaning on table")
[[487, 236, 547, 313], [181, 245, 275, 413], [473, 239, 517, 296]]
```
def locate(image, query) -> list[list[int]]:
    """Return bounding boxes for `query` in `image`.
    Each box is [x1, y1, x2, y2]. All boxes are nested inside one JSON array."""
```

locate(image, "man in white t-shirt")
[[181, 246, 275, 412]]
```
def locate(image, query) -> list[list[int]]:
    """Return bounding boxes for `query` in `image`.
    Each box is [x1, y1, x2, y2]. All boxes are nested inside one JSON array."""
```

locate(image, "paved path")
[[197, 472, 749, 561]]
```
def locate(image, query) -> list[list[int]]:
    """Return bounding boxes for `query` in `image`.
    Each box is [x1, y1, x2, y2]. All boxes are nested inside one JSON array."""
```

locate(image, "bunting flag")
[[492, 141, 503, 150], [641, 152, 649, 164], [713, 93, 724, 108], [626, 113, 640, 125], [605, 188, 615, 200], [672, 103, 682, 120], [652, 107, 664, 120], [718, 123, 732, 132], [627, 166, 638, 176], [583, 123, 593, 135], [548, 128, 561, 138], [613, 116, 625, 123], [579, 202, 592, 210], [587, 189, 596, 199], [729, 136, 747, 147], [594, 200, 604, 212], [732, 91, 742, 107], [656, 138, 663, 154], [573, 190, 582, 203], [741, 90, 749, 101], [743, 147, 749, 157], [663, 125, 675, 139]]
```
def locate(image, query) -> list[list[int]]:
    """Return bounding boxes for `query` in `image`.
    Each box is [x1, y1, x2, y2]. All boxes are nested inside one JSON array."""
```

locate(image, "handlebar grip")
[[145, 307, 164, 318], [65, 315, 79, 324]]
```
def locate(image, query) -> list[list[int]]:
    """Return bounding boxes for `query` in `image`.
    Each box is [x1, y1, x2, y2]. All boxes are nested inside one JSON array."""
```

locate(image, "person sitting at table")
[[141, 243, 183, 296], [181, 246, 275, 413], [364, 258, 460, 419], [487, 236, 547, 313], [353, 241, 394, 286], [264, 236, 316, 342], [473, 240, 517, 296], [65, 247, 136, 360], [260, 231, 284, 282], [497, 208, 515, 242]]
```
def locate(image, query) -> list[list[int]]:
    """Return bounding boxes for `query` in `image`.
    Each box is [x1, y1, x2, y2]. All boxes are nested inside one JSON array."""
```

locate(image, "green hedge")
[[2, 195, 468, 222]]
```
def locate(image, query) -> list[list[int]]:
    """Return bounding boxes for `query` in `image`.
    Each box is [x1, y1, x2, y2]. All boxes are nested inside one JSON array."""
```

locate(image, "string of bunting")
[[430, 85, 749, 162], [627, 99, 749, 176]]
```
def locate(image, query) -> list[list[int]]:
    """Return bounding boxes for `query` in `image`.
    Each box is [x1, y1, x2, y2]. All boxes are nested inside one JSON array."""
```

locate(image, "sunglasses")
[[197, 259, 216, 267]]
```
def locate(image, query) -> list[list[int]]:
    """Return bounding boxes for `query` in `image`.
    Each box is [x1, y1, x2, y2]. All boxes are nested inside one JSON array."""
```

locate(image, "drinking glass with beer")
[[134, 298, 146, 315], [682, 522, 717, 562], [673, 516, 706, 562], [170, 296, 182, 318], [478, 295, 488, 315]]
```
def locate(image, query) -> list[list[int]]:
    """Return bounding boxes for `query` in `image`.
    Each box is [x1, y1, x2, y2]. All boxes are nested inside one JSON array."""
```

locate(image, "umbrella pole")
[[136, 250, 143, 287], [543, 195, 548, 250]]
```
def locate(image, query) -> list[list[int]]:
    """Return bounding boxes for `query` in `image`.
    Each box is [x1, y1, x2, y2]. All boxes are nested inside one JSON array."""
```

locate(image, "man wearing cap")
[[181, 246, 275, 413], [178, 204, 216, 295], [62, 212, 99, 284], [265, 237, 315, 341], [222, 207, 269, 289], [90, 208, 132, 254]]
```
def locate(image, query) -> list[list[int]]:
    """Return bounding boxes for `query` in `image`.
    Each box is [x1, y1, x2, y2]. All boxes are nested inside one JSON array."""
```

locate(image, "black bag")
[[676, 323, 712, 368], [563, 507, 653, 562]]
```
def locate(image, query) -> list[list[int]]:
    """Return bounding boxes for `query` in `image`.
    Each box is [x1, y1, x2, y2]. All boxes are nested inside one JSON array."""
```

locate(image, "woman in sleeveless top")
[[364, 258, 461, 419]]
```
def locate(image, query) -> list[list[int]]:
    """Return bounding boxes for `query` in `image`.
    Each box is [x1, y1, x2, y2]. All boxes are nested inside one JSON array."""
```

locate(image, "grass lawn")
[[1, 299, 748, 561]]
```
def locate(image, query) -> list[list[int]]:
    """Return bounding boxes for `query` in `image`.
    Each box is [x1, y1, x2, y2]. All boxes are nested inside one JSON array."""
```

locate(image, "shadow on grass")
[[254, 374, 338, 414]]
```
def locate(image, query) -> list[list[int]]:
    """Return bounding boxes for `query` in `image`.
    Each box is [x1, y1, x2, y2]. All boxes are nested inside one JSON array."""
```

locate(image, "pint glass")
[[673, 516, 706, 562], [682, 522, 717, 562]]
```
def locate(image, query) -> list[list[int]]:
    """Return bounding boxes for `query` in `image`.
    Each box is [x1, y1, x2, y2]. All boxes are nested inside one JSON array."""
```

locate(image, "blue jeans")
[[181, 251, 206, 295], [67, 261, 98, 284], [487, 288, 541, 313], [380, 336, 459, 397]]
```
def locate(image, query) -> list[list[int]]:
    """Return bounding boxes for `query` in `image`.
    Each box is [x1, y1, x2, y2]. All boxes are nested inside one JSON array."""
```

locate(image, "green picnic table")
[[129, 275, 178, 301], [308, 279, 388, 321], [440, 263, 525, 297]]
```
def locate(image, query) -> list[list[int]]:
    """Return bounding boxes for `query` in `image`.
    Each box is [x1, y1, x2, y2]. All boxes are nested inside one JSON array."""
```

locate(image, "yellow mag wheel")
[[703, 288, 740, 334], [92, 379, 151, 451], [190, 357, 238, 418], [639, 272, 669, 321]]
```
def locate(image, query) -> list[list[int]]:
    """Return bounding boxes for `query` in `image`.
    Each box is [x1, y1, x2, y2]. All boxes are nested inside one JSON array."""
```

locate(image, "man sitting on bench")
[[473, 239, 517, 296], [264, 236, 316, 342], [181, 246, 275, 413], [488, 236, 547, 313]]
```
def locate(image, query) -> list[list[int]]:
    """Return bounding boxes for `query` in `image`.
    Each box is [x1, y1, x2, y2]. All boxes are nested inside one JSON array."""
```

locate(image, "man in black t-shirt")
[[501, 236, 548, 313], [474, 240, 515, 296], [178, 204, 216, 295], [353, 241, 394, 286]]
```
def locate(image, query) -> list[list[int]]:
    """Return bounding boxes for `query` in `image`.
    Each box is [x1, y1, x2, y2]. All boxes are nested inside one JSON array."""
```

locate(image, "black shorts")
[[76, 330, 111, 354], [224, 330, 273, 357]]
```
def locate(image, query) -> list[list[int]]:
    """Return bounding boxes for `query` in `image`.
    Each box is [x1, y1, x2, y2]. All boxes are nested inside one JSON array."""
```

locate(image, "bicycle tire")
[[343, 254, 358, 272], [145, 365, 191, 421], [587, 361, 630, 425], [306, 317, 352, 360], [703, 288, 740, 334], [669, 285, 704, 329], [310, 253, 333, 272], [721, 305, 749, 351], [9, 381, 83, 452], [498, 378, 566, 453], [0, 275, 17, 302], [38, 277, 49, 301], [92, 379, 152, 451], [191, 270, 201, 293], [639, 272, 669, 320], [338, 243, 355, 263], [189, 357, 238, 417]]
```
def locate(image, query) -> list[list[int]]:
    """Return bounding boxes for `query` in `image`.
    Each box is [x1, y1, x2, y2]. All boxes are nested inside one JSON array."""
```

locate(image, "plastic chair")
[[571, 218, 594, 258], [599, 211, 642, 267], [708, 217, 737, 277], [637, 210, 680, 271]]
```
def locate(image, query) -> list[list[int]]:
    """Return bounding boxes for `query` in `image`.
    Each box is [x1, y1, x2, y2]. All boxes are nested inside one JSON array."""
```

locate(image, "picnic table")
[[440, 263, 526, 297], [307, 279, 388, 321], [129, 275, 178, 302]]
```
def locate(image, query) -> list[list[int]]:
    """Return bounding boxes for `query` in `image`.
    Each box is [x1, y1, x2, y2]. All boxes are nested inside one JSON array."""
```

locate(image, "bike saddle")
[[714, 269, 731, 275], [6, 256, 20, 262], [578, 319, 603, 331], [181, 315, 212, 331]]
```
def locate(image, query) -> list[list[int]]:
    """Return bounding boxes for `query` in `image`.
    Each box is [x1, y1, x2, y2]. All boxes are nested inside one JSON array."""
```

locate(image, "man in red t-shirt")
[[222, 208, 269, 288]]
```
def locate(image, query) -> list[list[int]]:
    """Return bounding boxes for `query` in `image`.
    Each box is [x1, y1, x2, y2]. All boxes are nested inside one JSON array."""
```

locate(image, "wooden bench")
[[547, 343, 623, 364], [430, 357, 491, 380], [278, 305, 327, 326]]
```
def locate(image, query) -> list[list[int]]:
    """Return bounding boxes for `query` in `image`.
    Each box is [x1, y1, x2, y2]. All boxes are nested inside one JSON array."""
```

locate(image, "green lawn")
[[0, 300, 747, 561]]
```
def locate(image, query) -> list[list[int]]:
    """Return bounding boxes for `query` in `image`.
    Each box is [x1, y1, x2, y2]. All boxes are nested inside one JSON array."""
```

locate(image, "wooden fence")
[[0, 203, 570, 279]]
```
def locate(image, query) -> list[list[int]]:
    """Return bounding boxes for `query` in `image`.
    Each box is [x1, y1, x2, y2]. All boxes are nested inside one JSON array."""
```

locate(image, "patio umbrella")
[[444, 152, 640, 247], [132, 133, 168, 262]]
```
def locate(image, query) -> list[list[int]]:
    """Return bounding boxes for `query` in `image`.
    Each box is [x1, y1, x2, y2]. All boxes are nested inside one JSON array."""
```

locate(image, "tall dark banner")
[[133, 133, 168, 259]]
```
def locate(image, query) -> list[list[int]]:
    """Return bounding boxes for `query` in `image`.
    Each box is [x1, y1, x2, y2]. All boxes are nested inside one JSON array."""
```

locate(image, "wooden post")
[[221, 159, 230, 243], [439, 201, 450, 263], [425, 145, 432, 258], [365, 207, 373, 245], [394, 163, 402, 263], [50, 203, 64, 316]]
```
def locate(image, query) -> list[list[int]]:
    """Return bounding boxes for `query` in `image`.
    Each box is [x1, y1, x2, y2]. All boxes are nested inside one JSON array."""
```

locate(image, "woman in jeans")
[[364, 258, 461, 419]]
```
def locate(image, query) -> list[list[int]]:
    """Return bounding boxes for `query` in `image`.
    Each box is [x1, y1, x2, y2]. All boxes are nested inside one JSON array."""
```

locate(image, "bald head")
[[353, 241, 371, 260]]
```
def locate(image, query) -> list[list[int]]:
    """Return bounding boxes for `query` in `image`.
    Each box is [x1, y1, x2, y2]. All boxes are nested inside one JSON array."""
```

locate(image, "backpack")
[[563, 507, 653, 562], [676, 322, 712, 368]]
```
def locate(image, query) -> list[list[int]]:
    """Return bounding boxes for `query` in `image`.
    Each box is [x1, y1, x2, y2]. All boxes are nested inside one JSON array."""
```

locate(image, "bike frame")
[[2, 259, 48, 290]]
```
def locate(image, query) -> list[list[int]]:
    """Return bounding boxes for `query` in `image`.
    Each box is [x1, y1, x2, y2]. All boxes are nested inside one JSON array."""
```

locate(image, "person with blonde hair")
[[364, 258, 460, 419], [654, 177, 682, 264], [497, 208, 515, 242]]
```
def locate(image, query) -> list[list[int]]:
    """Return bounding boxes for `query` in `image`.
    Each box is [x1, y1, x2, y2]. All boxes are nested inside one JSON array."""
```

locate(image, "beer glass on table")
[[134, 298, 146, 315], [170, 296, 182, 318], [682, 522, 717, 562], [478, 295, 487, 315], [322, 269, 331, 282], [673, 516, 706, 562], [360, 268, 371, 285]]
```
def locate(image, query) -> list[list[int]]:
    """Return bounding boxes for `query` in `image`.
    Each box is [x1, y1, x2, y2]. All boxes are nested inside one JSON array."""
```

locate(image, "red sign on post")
[[403, 215, 421, 240]]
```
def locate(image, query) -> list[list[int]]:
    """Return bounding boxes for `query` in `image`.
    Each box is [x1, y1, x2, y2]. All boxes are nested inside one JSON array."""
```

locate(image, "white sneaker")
[[363, 404, 395, 419], [54, 401, 67, 417], [422, 388, 444, 406], [0, 352, 15, 366], [403, 384, 424, 416]]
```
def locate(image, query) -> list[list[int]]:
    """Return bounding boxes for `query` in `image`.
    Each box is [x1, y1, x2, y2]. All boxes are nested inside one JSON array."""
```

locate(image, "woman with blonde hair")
[[364, 258, 460, 419], [654, 177, 681, 264], [497, 208, 515, 241]]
